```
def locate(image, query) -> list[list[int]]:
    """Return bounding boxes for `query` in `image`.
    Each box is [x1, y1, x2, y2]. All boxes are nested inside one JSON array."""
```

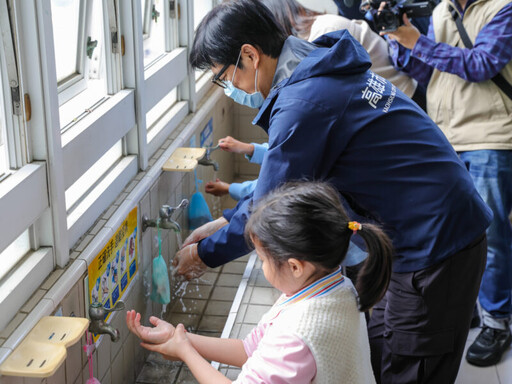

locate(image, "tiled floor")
[[456, 326, 512, 383], [136, 255, 512, 383], [220, 259, 512, 384]]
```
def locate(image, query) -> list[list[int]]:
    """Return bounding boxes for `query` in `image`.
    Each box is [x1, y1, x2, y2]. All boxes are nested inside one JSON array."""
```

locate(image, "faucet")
[[88, 300, 125, 342], [142, 199, 189, 232], [197, 144, 220, 171]]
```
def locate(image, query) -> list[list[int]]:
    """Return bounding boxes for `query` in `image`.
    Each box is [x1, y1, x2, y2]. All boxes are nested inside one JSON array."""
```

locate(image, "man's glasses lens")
[[212, 63, 230, 88], [212, 78, 227, 88]]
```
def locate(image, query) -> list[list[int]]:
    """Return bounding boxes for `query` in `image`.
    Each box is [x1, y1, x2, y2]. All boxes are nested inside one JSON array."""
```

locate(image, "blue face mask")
[[224, 51, 265, 109]]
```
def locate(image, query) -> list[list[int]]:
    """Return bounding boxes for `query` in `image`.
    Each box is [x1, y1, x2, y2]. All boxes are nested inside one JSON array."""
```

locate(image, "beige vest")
[[267, 283, 376, 384], [427, 0, 512, 151]]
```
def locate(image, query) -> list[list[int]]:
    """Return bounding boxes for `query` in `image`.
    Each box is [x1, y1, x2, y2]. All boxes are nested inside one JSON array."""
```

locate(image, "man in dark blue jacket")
[[176, 0, 491, 382]]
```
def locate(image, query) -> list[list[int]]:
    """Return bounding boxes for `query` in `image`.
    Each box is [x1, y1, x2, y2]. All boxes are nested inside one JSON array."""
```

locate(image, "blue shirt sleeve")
[[244, 143, 269, 164], [411, 3, 512, 83], [228, 179, 259, 201], [198, 98, 339, 267]]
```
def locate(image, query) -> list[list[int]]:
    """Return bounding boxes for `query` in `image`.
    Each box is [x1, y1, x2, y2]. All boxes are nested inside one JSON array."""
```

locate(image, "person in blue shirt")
[[205, 136, 267, 201], [384, 0, 512, 368], [175, 0, 492, 381]]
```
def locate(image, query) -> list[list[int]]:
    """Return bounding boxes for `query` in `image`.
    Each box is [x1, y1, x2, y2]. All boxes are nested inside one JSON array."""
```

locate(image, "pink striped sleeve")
[[234, 328, 316, 384]]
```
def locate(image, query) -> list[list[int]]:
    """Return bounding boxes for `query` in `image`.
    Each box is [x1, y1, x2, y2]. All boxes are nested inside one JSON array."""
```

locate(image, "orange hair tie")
[[348, 221, 362, 234]]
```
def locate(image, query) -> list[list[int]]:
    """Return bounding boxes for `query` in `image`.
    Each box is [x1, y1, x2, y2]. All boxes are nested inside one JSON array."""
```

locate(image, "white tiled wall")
[[0, 90, 249, 384], [233, 104, 268, 180]]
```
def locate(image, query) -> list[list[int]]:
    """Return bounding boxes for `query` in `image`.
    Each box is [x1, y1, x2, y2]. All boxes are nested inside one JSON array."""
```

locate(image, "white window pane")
[[0, 230, 30, 281], [194, 0, 214, 84], [194, 0, 214, 82], [143, 0, 166, 67], [51, 0, 82, 83], [193, 0, 213, 30], [59, 0, 107, 129], [195, 69, 206, 81], [65, 140, 123, 211], [146, 87, 178, 130]]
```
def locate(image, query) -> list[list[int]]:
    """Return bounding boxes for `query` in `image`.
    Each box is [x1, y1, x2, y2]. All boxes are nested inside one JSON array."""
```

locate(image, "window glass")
[[143, 0, 166, 67], [146, 87, 178, 130], [193, 0, 213, 30], [194, 1, 215, 82], [0, 230, 30, 281], [50, 0, 82, 84], [58, 0, 108, 129], [65, 140, 123, 211]]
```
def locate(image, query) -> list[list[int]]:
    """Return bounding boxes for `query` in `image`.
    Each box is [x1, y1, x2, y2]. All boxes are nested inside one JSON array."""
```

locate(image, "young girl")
[[126, 182, 393, 383]]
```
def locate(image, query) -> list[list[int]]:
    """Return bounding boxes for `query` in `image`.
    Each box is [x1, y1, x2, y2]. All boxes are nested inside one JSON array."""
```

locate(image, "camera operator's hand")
[[382, 14, 421, 50]]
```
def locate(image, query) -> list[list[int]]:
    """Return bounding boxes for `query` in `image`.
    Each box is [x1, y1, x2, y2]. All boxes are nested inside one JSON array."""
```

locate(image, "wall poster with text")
[[88, 207, 138, 340]]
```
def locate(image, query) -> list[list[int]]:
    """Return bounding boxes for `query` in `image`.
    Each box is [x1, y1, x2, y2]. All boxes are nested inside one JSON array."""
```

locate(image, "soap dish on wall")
[[0, 316, 89, 378], [162, 147, 206, 172]]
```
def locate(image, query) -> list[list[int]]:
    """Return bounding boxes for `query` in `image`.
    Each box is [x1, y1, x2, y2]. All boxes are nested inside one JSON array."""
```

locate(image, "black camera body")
[[366, 0, 434, 32]]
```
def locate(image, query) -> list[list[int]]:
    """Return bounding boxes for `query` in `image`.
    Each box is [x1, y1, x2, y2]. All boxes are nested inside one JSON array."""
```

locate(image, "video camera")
[[361, 0, 434, 33]]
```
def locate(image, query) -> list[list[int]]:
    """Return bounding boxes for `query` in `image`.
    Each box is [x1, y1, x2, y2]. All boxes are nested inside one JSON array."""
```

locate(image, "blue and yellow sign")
[[88, 207, 138, 340]]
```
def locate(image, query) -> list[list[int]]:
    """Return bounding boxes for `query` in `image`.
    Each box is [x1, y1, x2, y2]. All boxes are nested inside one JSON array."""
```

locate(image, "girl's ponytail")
[[348, 221, 393, 312], [245, 181, 393, 313]]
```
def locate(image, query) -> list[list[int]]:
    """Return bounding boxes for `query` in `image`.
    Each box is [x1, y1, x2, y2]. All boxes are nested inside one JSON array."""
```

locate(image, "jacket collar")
[[253, 36, 315, 130]]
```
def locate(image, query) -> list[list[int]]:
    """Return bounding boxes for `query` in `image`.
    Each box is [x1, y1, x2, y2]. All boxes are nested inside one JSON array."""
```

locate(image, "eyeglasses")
[[211, 63, 230, 88]]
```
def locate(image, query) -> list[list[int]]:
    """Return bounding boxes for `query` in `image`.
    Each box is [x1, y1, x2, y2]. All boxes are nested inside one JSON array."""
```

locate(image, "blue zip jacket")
[[198, 31, 492, 273]]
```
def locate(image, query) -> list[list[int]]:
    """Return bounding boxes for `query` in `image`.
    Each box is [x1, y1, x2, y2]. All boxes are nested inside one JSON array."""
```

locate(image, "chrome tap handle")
[[105, 300, 125, 313], [205, 144, 220, 153], [89, 300, 125, 320], [161, 199, 189, 220], [172, 199, 189, 219]]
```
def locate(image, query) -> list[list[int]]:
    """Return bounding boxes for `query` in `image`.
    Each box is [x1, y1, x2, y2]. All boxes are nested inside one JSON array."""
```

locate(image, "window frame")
[[140, 0, 187, 158], [52, 0, 95, 106], [192, 0, 217, 99], [141, 0, 153, 38], [0, 0, 222, 337], [0, 0, 28, 172]]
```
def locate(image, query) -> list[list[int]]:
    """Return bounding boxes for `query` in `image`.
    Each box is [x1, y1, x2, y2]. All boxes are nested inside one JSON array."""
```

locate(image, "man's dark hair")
[[189, 0, 288, 70]]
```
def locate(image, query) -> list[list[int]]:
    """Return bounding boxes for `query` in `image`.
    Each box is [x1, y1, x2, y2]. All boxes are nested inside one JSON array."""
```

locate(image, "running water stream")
[[211, 169, 222, 218]]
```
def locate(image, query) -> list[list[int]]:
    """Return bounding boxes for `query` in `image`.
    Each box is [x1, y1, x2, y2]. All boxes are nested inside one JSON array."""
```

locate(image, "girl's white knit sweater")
[[266, 281, 376, 384]]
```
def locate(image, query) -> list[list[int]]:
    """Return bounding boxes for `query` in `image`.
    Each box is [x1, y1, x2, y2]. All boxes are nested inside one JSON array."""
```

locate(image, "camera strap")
[[449, 5, 512, 100]]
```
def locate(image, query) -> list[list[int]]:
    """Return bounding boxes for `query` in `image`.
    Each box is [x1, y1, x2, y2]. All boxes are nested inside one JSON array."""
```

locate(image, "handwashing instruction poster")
[[88, 207, 138, 339]]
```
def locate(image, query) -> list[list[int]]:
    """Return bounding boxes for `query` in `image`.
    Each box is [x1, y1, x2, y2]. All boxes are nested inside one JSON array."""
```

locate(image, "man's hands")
[[173, 216, 228, 280], [182, 217, 229, 248], [218, 136, 254, 156], [172, 244, 208, 280], [382, 14, 421, 50]]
